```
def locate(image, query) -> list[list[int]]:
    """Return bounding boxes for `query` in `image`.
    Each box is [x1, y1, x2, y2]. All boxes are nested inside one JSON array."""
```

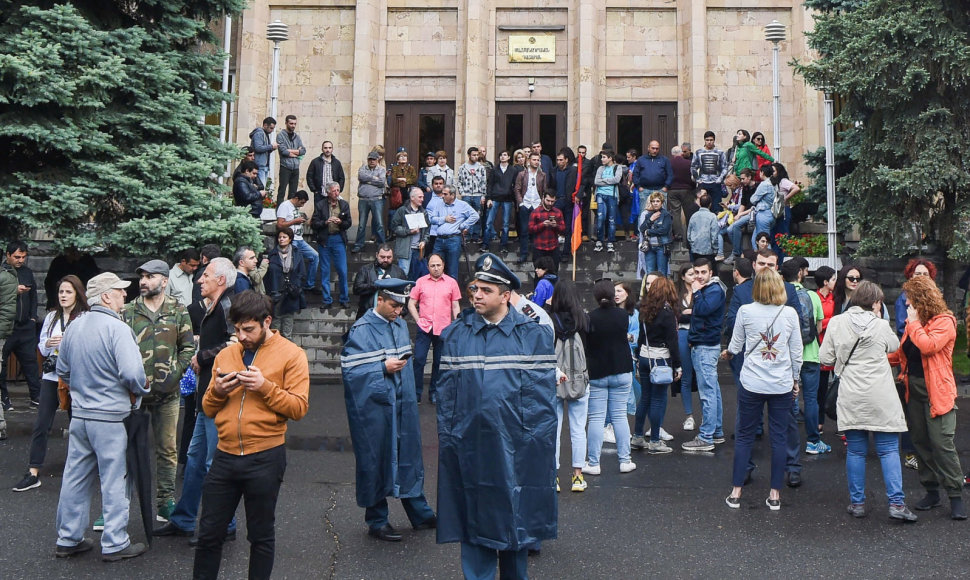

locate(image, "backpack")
[[770, 183, 785, 219], [555, 332, 589, 400], [794, 286, 818, 345]]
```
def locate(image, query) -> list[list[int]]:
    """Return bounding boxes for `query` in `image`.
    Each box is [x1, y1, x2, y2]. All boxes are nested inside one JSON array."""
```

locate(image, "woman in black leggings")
[[13, 275, 88, 492]]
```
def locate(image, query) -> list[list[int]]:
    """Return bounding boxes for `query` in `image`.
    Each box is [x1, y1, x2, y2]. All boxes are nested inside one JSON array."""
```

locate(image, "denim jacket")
[[638, 208, 672, 246]]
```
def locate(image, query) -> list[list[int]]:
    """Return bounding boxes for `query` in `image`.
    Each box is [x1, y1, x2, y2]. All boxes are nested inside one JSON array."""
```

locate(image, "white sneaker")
[[715, 254, 725, 262], [603, 424, 616, 444], [594, 241, 604, 252], [581, 462, 601, 475], [683, 416, 695, 431], [645, 427, 674, 441], [619, 461, 637, 473], [606, 242, 615, 252]]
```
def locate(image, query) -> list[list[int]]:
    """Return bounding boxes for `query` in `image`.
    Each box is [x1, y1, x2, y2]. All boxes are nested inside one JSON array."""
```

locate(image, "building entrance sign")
[[508, 34, 556, 63]]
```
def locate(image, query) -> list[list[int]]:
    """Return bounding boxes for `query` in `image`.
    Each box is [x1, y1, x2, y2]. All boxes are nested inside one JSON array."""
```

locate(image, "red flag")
[[571, 155, 583, 253]]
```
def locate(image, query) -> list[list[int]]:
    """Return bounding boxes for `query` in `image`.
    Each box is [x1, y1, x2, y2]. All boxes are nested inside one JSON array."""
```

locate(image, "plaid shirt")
[[528, 206, 565, 251]]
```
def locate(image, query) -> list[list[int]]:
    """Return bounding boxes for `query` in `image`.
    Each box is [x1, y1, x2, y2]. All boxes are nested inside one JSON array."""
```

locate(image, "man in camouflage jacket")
[[123, 260, 195, 520]]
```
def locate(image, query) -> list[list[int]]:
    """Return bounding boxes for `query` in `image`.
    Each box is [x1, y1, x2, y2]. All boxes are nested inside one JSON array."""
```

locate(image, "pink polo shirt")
[[410, 273, 461, 335]]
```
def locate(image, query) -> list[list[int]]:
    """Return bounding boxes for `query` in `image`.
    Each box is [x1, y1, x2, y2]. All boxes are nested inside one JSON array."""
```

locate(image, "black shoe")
[[55, 538, 94, 558], [528, 548, 541, 557], [785, 471, 802, 488], [29, 399, 40, 409], [413, 515, 437, 531], [2, 401, 13, 412], [368, 524, 402, 542], [153, 521, 192, 537], [914, 491, 942, 511], [102, 542, 147, 562], [188, 529, 236, 547], [13, 472, 41, 492], [304, 286, 322, 294], [339, 302, 350, 309], [951, 497, 968, 520]]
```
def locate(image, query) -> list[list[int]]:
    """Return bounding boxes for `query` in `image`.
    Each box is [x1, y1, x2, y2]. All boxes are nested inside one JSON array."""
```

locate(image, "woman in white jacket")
[[818, 281, 917, 522], [12, 275, 89, 492]]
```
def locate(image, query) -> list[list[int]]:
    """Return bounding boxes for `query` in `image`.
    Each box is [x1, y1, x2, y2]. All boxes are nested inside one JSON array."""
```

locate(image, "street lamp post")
[[824, 91, 838, 269], [266, 19, 288, 186], [764, 20, 786, 162]]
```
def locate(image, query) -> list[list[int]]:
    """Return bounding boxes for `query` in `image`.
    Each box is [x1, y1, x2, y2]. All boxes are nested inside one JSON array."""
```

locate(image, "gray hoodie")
[[57, 305, 149, 422], [358, 163, 387, 200]]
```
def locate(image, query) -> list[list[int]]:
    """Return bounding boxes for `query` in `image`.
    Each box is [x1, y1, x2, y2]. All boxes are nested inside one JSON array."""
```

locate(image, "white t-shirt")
[[277, 200, 303, 240], [522, 169, 541, 209]]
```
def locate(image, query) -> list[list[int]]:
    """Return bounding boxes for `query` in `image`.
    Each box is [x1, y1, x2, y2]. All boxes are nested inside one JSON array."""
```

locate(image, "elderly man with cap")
[[54, 273, 150, 561], [121, 260, 195, 522], [436, 253, 558, 580], [340, 278, 436, 543]]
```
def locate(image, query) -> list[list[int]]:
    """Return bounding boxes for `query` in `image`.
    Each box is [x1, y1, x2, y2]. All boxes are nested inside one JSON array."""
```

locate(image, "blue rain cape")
[[435, 307, 558, 550], [341, 310, 425, 508]]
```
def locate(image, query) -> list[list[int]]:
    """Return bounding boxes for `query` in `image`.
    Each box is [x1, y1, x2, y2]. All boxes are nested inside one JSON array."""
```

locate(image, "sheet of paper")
[[405, 213, 428, 229]]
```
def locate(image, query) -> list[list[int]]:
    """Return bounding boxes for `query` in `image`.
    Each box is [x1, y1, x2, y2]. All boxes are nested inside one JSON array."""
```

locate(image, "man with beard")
[[122, 260, 195, 522], [194, 291, 309, 579]]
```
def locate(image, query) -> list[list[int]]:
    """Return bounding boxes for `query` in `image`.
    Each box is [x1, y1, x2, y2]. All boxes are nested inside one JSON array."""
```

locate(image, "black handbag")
[[824, 336, 862, 421]]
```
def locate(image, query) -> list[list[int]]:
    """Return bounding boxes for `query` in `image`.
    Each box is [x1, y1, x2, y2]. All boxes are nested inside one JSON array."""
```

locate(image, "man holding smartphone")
[[193, 291, 309, 579], [340, 278, 436, 542], [528, 191, 566, 265]]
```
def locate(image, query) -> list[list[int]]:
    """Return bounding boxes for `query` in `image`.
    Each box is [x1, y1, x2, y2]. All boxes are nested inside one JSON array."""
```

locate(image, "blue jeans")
[[797, 362, 821, 443], [691, 344, 723, 443], [257, 166, 268, 186], [354, 198, 385, 250], [291, 238, 320, 288], [771, 205, 792, 258], [464, 195, 483, 239], [433, 235, 462, 281], [169, 414, 236, 533], [413, 329, 443, 401], [845, 430, 905, 505], [786, 389, 803, 474], [643, 247, 668, 277], [397, 258, 411, 277], [732, 387, 791, 490], [517, 205, 533, 260], [461, 543, 528, 580], [634, 358, 670, 441], [751, 210, 775, 249], [595, 194, 618, 242], [587, 373, 632, 465], [318, 235, 349, 304], [677, 329, 694, 416], [723, 213, 752, 257], [556, 391, 589, 469], [484, 201, 513, 246]]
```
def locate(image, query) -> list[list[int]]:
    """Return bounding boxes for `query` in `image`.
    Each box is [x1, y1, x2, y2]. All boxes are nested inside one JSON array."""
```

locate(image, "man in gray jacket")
[[0, 264, 16, 439], [249, 116, 278, 186], [352, 151, 388, 253], [54, 273, 150, 562], [276, 114, 306, 203], [686, 191, 720, 262]]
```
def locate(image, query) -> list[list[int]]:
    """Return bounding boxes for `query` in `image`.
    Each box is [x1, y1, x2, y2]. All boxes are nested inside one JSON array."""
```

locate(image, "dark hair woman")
[[13, 276, 89, 492], [674, 263, 697, 429], [548, 280, 591, 492], [631, 277, 681, 453], [888, 276, 966, 520], [614, 281, 640, 421], [583, 279, 637, 475], [265, 227, 307, 339]]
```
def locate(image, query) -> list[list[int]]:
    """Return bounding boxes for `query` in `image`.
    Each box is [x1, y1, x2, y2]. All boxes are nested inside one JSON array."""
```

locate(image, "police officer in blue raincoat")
[[341, 278, 436, 542], [436, 254, 558, 580]]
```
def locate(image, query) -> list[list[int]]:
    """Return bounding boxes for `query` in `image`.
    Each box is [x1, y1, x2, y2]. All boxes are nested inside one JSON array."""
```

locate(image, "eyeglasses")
[[846, 276, 862, 283]]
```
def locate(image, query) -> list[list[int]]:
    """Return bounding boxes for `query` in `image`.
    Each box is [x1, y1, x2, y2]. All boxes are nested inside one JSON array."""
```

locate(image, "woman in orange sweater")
[[888, 275, 965, 520]]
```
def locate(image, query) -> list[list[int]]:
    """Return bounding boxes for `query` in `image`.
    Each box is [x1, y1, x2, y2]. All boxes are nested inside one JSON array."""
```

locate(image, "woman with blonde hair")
[[723, 268, 801, 511], [820, 281, 916, 522], [888, 275, 965, 520]]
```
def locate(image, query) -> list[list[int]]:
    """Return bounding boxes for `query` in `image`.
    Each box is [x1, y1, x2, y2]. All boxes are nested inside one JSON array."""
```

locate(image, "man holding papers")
[[390, 187, 431, 280]]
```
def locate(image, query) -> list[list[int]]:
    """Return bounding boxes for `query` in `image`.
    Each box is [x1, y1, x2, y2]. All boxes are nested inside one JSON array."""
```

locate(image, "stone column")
[[457, 0, 492, 157], [349, 0, 386, 210], [679, 0, 707, 140], [575, 0, 604, 149]]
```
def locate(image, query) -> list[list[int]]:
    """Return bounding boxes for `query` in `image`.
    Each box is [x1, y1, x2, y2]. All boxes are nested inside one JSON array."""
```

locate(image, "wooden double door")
[[606, 103, 677, 157], [495, 102, 567, 159], [384, 102, 456, 165]]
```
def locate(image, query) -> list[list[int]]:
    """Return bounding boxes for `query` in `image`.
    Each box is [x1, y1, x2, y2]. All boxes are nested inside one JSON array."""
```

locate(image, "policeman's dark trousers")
[[364, 494, 434, 530], [461, 543, 529, 580], [193, 445, 286, 580]]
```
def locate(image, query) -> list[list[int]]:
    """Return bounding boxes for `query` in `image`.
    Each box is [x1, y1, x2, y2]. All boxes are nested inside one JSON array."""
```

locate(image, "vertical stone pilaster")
[[348, 0, 385, 207], [576, 0, 604, 149], [458, 0, 491, 157], [679, 0, 707, 141]]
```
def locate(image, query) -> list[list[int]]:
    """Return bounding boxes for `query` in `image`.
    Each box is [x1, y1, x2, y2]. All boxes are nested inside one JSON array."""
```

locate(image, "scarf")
[[278, 244, 293, 273]]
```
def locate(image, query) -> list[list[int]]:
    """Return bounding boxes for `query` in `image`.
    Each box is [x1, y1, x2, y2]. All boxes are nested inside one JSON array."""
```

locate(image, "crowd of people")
[[1, 116, 968, 579]]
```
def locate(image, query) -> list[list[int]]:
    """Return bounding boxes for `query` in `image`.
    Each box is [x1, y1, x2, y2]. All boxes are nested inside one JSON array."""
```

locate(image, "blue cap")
[[473, 253, 520, 290], [374, 278, 411, 303]]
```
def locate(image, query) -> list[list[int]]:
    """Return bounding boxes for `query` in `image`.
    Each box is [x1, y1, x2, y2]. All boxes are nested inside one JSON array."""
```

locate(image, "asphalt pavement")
[[2, 369, 970, 579]]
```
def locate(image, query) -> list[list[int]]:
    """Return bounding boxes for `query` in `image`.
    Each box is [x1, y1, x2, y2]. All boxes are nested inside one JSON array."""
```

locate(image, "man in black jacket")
[[311, 182, 353, 309], [351, 245, 404, 320], [306, 141, 346, 197], [233, 161, 264, 219], [1, 241, 40, 410]]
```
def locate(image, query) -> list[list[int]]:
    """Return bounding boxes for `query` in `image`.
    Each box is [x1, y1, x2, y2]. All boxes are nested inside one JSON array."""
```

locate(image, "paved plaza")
[[2, 371, 969, 579]]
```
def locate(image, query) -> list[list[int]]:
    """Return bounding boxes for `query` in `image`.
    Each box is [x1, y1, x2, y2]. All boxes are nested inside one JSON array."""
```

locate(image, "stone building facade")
[[230, 0, 820, 204]]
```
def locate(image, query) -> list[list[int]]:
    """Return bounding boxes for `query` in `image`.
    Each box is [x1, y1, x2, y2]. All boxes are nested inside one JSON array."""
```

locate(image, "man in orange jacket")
[[193, 291, 310, 579]]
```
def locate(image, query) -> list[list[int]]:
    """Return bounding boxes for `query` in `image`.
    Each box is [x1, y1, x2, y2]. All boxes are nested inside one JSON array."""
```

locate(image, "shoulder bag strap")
[[642, 320, 656, 371], [745, 305, 785, 358]]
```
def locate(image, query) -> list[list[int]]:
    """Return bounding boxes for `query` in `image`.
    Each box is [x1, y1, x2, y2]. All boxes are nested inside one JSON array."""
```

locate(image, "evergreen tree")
[[796, 0, 970, 259], [0, 0, 262, 257]]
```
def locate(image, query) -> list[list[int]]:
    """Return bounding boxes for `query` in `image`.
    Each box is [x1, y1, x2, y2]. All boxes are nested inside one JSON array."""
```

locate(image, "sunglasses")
[[846, 276, 862, 283]]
